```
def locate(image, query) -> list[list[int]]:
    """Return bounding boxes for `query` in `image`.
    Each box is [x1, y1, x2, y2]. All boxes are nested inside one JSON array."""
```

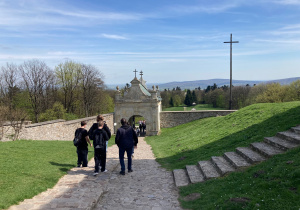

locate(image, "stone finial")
[[152, 85, 155, 91], [116, 86, 119, 91], [156, 85, 159, 90]]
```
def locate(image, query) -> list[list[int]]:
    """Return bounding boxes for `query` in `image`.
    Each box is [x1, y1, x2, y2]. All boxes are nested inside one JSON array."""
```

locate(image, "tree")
[[55, 60, 81, 113], [192, 90, 197, 104], [169, 97, 174, 107], [0, 63, 20, 109], [80, 64, 105, 117], [39, 102, 66, 122], [184, 89, 193, 106], [19, 59, 53, 122]]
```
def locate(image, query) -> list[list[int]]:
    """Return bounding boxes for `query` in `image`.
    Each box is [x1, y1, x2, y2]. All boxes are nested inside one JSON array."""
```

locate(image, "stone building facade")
[[114, 74, 162, 136]]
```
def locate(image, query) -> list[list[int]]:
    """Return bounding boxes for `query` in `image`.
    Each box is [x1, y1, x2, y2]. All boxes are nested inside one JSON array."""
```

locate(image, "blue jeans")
[[119, 147, 133, 172], [77, 148, 88, 167]]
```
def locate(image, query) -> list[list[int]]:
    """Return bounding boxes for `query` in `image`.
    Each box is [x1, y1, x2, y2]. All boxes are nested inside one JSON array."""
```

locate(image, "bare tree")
[[80, 64, 105, 117], [0, 63, 20, 109], [19, 59, 53, 122], [55, 60, 81, 113]]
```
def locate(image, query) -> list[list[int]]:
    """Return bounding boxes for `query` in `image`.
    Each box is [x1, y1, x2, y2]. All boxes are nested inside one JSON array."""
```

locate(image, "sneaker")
[[93, 172, 99, 176], [128, 169, 133, 173], [120, 171, 125, 175], [101, 169, 108, 173]]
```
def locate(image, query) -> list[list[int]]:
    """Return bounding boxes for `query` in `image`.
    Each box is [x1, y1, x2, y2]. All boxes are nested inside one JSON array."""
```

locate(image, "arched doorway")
[[128, 115, 147, 136], [114, 74, 161, 136]]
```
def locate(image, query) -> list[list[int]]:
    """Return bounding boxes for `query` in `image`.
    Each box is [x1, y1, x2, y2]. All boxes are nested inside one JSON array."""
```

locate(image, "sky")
[[0, 0, 300, 85]]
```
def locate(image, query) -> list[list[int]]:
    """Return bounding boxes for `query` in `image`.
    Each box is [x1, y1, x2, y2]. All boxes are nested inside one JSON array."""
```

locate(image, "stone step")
[[236, 147, 266, 164], [264, 136, 299, 151], [276, 131, 300, 144], [198, 160, 220, 179], [173, 169, 190, 187], [223, 152, 251, 169], [250, 142, 284, 158], [211, 156, 235, 176], [186, 165, 205, 184], [291, 125, 300, 134]]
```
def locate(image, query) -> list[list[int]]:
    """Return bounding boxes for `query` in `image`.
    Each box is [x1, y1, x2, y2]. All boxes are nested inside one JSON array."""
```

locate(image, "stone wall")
[[14, 113, 114, 141], [160, 110, 236, 128]]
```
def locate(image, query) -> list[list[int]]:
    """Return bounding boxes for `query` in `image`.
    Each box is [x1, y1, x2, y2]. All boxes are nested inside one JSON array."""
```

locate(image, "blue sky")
[[0, 0, 300, 85]]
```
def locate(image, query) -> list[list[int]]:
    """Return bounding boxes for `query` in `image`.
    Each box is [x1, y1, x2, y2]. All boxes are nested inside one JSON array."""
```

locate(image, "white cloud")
[[101, 34, 128, 40], [272, 0, 300, 5], [169, 2, 239, 14]]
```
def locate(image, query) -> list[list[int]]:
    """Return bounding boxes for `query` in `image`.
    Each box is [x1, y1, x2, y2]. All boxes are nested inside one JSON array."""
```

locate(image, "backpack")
[[73, 129, 82, 147], [93, 130, 105, 149]]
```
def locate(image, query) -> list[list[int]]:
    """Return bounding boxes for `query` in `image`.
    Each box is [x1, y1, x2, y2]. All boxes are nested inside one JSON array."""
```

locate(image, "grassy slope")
[[163, 104, 226, 111], [147, 101, 300, 170], [147, 101, 300, 209], [0, 138, 115, 209], [146, 101, 300, 209]]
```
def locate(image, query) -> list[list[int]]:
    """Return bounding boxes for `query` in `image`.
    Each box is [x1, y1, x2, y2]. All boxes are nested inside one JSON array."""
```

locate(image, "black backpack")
[[93, 130, 105, 149], [73, 129, 82, 147]]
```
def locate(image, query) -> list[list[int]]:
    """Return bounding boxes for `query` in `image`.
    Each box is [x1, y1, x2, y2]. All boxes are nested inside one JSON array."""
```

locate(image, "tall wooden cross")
[[224, 33, 239, 110], [133, 69, 138, 78]]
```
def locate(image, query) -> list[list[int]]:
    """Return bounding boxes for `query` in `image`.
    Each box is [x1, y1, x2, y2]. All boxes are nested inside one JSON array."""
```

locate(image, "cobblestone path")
[[8, 137, 182, 210], [95, 137, 182, 210]]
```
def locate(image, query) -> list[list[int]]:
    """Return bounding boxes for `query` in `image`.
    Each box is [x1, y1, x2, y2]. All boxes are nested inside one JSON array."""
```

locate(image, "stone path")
[[95, 138, 182, 210], [8, 138, 182, 210], [173, 125, 300, 187]]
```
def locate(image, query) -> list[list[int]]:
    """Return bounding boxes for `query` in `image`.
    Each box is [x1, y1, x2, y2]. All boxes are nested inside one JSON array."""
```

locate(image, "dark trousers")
[[94, 148, 106, 172], [119, 147, 133, 172], [77, 148, 88, 167]]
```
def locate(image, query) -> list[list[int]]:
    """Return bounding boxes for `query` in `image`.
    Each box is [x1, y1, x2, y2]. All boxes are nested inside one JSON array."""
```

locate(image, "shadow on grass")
[[155, 105, 300, 170], [49, 161, 75, 172]]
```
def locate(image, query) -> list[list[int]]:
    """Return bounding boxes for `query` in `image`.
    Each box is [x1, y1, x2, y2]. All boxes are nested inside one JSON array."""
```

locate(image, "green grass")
[[147, 101, 300, 170], [0, 138, 115, 209], [146, 101, 300, 209], [179, 146, 300, 209], [163, 104, 226, 111]]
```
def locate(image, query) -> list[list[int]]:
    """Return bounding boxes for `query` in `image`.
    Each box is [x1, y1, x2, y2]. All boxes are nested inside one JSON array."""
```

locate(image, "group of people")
[[138, 120, 146, 135], [74, 115, 138, 176]]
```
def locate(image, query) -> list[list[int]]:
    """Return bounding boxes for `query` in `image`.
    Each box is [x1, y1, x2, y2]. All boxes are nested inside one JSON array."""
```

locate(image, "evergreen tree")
[[169, 96, 174, 107], [192, 90, 197, 104], [184, 89, 193, 106]]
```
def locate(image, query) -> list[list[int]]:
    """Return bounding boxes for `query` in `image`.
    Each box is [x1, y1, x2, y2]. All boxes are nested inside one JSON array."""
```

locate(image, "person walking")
[[74, 121, 92, 167], [115, 118, 138, 175], [92, 121, 109, 176], [89, 115, 111, 152]]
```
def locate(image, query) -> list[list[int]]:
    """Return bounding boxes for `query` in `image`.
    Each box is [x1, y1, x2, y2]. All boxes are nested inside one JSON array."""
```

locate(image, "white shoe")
[[93, 172, 99, 176], [101, 169, 108, 172]]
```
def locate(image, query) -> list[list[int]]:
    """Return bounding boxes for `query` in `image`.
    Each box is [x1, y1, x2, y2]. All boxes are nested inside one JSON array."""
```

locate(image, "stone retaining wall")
[[160, 110, 236, 128], [16, 113, 114, 141]]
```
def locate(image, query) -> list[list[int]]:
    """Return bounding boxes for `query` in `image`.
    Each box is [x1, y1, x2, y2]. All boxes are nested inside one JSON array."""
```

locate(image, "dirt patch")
[[289, 187, 297, 193], [179, 156, 186, 161], [229, 197, 251, 203], [253, 170, 265, 178], [183, 193, 201, 201]]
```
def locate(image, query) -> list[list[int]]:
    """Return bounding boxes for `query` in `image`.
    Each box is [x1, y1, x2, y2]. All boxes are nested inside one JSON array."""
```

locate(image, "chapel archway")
[[114, 71, 162, 136]]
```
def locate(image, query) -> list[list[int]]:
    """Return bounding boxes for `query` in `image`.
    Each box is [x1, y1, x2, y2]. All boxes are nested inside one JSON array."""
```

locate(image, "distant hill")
[[156, 77, 300, 90], [106, 77, 300, 90]]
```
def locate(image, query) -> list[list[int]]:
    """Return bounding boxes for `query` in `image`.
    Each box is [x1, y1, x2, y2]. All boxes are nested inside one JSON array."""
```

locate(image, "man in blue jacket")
[[115, 118, 138, 175]]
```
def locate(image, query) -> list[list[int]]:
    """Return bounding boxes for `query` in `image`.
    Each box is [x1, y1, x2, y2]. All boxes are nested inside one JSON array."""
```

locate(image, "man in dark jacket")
[[75, 121, 92, 167], [115, 118, 138, 175], [92, 121, 109, 176]]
